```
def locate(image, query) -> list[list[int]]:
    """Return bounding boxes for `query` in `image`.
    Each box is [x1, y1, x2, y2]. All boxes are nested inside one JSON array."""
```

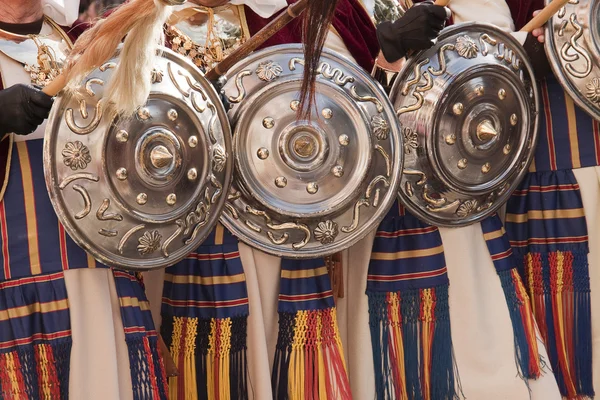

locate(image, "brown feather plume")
[[298, 0, 341, 120]]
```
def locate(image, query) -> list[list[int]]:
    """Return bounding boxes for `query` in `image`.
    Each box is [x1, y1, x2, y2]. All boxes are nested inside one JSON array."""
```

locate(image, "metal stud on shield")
[[220, 44, 404, 258], [390, 23, 539, 226], [44, 47, 233, 270]]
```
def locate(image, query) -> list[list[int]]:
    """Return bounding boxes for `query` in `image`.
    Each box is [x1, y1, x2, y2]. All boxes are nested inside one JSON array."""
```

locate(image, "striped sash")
[[161, 224, 249, 400], [272, 258, 351, 400], [530, 77, 600, 173], [113, 270, 169, 400], [366, 202, 458, 400], [0, 272, 71, 399], [480, 215, 542, 379], [506, 171, 593, 398]]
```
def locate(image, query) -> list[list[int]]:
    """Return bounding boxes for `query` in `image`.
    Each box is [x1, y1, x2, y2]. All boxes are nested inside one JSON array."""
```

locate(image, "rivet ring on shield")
[[220, 44, 403, 258], [545, 0, 600, 121], [44, 46, 233, 270], [390, 23, 539, 227]]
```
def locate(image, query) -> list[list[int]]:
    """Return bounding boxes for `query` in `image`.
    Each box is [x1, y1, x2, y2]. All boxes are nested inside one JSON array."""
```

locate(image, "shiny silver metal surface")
[[545, 0, 600, 121], [220, 44, 403, 258], [390, 23, 539, 226], [44, 46, 233, 270]]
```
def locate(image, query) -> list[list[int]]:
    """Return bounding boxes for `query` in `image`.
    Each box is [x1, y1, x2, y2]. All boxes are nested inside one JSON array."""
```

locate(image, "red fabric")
[[244, 0, 379, 72], [505, 0, 544, 31]]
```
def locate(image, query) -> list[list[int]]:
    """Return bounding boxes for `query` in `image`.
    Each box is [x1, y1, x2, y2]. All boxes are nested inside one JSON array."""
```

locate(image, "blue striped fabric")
[[367, 201, 448, 293], [278, 258, 334, 314], [505, 71, 594, 398], [113, 270, 168, 400], [506, 171, 588, 257], [0, 272, 71, 399], [161, 226, 249, 320], [532, 76, 600, 172], [0, 140, 102, 282]]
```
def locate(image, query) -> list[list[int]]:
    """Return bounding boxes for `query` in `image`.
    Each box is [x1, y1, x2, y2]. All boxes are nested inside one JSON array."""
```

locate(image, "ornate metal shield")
[[220, 44, 403, 258], [545, 0, 600, 121], [44, 47, 233, 270], [389, 23, 539, 226]]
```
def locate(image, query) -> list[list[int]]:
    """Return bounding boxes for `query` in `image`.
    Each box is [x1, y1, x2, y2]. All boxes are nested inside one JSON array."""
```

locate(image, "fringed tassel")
[[521, 250, 593, 399], [127, 335, 168, 400], [271, 308, 351, 400], [0, 339, 71, 400], [163, 315, 248, 400], [367, 285, 460, 400], [498, 268, 542, 380]]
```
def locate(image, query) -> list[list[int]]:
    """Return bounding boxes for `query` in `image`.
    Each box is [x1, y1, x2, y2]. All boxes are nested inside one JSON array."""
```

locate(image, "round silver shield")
[[220, 44, 403, 258], [545, 0, 600, 121], [44, 46, 233, 270], [390, 23, 539, 227]]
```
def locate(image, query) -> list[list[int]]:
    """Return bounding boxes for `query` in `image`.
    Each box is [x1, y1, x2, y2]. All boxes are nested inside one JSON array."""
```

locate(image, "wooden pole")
[[205, 0, 309, 81], [520, 0, 570, 33]]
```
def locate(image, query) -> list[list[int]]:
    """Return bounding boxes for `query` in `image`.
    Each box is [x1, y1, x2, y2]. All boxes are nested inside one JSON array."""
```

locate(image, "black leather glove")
[[376, 2, 448, 62], [522, 33, 552, 80], [0, 84, 54, 136]]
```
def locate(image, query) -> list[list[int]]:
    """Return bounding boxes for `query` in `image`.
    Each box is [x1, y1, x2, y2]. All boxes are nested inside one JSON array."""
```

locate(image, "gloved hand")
[[0, 84, 54, 136], [376, 2, 449, 63]]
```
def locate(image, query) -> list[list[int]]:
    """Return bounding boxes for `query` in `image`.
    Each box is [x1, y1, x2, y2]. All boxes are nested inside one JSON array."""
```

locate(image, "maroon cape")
[[505, 0, 544, 31], [244, 0, 379, 72]]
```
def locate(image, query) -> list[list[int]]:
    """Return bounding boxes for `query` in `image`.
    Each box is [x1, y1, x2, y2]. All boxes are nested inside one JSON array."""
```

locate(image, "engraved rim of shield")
[[544, 0, 600, 121], [390, 22, 539, 227], [43, 46, 233, 270], [219, 44, 403, 258]]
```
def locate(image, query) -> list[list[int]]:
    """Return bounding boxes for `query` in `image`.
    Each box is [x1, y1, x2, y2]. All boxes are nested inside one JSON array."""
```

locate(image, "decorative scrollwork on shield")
[[73, 185, 92, 219], [341, 199, 369, 233], [561, 13, 592, 78], [350, 86, 384, 112], [428, 44, 455, 76], [227, 70, 252, 103], [65, 100, 103, 135], [96, 199, 123, 222]]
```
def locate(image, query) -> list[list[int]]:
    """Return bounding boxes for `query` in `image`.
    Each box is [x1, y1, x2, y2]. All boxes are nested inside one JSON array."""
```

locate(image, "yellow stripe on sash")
[[0, 299, 69, 321], [371, 245, 444, 261], [565, 95, 581, 169], [164, 272, 246, 286], [280, 266, 329, 279], [505, 208, 585, 223], [16, 143, 41, 275]]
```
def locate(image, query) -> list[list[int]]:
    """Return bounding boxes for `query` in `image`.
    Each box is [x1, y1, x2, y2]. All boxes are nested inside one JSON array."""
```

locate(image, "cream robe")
[[145, 1, 567, 398], [0, 21, 135, 400]]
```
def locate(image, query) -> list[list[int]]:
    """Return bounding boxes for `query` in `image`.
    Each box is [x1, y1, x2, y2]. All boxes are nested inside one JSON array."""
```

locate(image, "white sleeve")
[[448, 0, 529, 45]]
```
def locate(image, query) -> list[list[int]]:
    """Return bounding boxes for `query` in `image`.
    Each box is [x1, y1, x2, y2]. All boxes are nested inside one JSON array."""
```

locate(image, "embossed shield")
[[390, 23, 539, 226], [545, 0, 600, 121], [44, 47, 233, 270], [220, 44, 403, 258]]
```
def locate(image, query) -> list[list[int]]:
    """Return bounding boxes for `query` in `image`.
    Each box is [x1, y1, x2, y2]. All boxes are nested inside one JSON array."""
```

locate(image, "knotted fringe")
[[162, 315, 248, 400], [520, 250, 593, 399], [272, 308, 351, 400], [127, 334, 169, 400], [367, 285, 459, 400], [497, 268, 542, 380], [0, 339, 71, 399]]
